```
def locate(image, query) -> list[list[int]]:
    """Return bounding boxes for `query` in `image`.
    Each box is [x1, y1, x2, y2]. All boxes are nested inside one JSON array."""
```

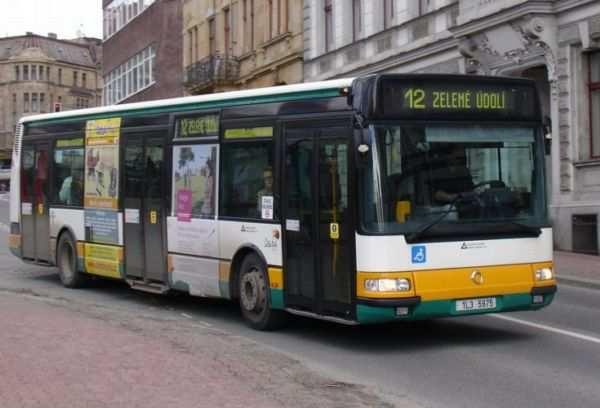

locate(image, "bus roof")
[[21, 78, 355, 126]]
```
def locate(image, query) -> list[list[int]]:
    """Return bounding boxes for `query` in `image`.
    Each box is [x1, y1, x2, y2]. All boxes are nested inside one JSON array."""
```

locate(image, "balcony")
[[184, 55, 240, 94]]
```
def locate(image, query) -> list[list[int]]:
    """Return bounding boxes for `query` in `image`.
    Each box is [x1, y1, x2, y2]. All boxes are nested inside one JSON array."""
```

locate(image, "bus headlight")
[[534, 267, 553, 281], [364, 278, 411, 292]]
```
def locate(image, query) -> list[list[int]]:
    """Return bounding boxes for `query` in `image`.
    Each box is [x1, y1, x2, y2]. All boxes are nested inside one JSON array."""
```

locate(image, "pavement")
[[554, 250, 600, 290]]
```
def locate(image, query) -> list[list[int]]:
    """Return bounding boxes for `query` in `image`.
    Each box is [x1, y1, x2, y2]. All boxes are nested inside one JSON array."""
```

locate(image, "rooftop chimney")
[[48, 33, 57, 39], [26, 31, 34, 36]]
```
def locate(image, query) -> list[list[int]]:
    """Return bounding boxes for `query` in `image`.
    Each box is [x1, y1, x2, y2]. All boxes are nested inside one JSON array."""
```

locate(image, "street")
[[1, 196, 599, 408]]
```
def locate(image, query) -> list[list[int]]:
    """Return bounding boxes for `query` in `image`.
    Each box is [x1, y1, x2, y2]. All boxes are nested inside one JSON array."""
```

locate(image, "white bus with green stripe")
[[9, 74, 556, 330]]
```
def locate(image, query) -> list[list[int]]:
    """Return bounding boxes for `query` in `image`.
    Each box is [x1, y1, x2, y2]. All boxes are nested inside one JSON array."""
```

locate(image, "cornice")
[[451, 1, 555, 37], [320, 36, 459, 80]]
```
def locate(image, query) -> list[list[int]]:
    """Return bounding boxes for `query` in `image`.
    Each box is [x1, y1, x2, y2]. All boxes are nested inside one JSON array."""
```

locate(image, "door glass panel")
[[285, 138, 315, 299], [124, 145, 144, 198], [34, 148, 49, 207], [21, 146, 35, 202], [145, 145, 163, 199], [319, 140, 351, 304]]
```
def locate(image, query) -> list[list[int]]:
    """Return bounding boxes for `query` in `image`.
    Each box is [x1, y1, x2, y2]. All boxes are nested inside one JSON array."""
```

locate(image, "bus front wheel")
[[57, 233, 86, 288], [238, 253, 286, 330]]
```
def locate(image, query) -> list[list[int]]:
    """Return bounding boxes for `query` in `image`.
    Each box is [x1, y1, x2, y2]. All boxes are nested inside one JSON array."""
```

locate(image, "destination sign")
[[375, 77, 539, 121], [176, 114, 219, 138]]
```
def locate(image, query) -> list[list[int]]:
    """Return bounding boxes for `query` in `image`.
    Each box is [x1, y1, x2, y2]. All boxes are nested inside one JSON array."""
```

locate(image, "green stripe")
[[270, 288, 284, 310], [28, 89, 342, 127], [356, 293, 555, 324]]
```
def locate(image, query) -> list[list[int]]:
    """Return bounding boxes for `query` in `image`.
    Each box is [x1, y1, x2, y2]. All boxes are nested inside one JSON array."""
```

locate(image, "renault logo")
[[470, 270, 484, 285]]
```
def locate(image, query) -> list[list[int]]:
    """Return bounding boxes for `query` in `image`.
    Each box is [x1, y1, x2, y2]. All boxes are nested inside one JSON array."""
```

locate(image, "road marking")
[[491, 314, 600, 345]]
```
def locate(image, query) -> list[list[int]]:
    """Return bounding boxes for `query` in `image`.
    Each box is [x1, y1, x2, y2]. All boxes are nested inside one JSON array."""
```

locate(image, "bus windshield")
[[360, 124, 547, 237]]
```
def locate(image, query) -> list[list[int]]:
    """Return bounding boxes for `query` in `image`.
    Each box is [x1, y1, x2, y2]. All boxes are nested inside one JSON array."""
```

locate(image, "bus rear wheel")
[[238, 253, 286, 330], [57, 233, 86, 288]]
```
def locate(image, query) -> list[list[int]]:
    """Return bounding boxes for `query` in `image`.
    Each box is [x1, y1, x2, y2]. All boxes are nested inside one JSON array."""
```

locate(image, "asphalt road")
[[1, 196, 599, 408]]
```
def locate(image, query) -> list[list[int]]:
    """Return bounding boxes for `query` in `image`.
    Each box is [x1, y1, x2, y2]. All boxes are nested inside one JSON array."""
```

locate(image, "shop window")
[[590, 52, 600, 157]]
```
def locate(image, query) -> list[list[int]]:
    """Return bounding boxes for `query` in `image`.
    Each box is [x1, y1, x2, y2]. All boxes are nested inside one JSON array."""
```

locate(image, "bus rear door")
[[20, 141, 51, 262], [283, 121, 355, 319]]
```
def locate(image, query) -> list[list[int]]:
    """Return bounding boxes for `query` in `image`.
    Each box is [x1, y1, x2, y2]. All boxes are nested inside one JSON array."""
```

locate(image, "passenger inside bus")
[[256, 166, 274, 215], [430, 144, 475, 205]]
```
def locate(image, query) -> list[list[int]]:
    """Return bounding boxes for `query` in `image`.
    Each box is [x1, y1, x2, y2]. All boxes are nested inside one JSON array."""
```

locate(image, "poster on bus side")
[[84, 118, 121, 210]]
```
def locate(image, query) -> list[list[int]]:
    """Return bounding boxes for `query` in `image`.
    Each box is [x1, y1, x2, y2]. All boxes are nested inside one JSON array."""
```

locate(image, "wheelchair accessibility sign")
[[411, 246, 426, 264]]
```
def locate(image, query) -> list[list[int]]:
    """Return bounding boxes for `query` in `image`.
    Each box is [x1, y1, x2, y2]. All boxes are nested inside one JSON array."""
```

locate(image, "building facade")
[[182, 0, 303, 94], [0, 33, 102, 178], [304, 0, 600, 254], [102, 0, 183, 104]]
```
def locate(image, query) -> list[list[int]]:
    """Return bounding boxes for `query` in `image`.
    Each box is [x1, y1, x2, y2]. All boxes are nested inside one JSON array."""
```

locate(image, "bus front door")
[[283, 124, 354, 319], [123, 137, 167, 286], [21, 142, 51, 262]]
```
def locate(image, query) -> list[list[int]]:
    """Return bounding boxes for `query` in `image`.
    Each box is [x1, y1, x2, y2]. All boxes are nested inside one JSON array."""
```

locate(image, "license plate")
[[455, 297, 497, 312]]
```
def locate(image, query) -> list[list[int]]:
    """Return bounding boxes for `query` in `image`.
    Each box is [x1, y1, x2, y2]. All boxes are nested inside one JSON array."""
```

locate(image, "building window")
[[384, 0, 394, 29], [352, 0, 361, 42], [24, 93, 30, 113], [208, 17, 216, 55], [15, 66, 20, 81], [40, 93, 45, 112], [103, 0, 157, 39], [418, 0, 430, 16], [324, 0, 333, 52], [23, 65, 29, 81], [250, 0, 255, 50], [224, 7, 231, 54], [82, 73, 87, 88], [32, 93, 38, 112], [58, 68, 63, 85], [46, 66, 50, 81], [590, 52, 600, 157], [73, 71, 78, 87], [103, 45, 156, 105], [39, 66, 44, 81]]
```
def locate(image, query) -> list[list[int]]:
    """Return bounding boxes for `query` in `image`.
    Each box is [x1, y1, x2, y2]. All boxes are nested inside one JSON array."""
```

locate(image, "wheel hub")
[[240, 269, 264, 312]]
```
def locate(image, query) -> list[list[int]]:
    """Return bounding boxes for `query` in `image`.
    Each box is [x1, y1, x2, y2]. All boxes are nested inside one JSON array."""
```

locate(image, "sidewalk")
[[554, 250, 600, 290]]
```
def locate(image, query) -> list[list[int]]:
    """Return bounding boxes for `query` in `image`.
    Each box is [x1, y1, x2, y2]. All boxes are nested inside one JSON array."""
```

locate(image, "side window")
[[53, 138, 85, 206], [221, 140, 275, 219]]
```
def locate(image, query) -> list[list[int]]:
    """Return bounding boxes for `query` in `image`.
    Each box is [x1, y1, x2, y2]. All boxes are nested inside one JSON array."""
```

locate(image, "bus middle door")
[[123, 136, 167, 288]]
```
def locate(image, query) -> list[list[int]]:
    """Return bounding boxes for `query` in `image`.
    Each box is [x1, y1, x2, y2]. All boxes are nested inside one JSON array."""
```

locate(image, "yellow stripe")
[[268, 267, 283, 290], [84, 243, 123, 279], [219, 261, 231, 282], [8, 234, 21, 248], [358, 262, 555, 301]]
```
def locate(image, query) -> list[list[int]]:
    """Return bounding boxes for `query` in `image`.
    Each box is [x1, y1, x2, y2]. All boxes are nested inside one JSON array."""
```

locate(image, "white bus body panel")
[[219, 220, 283, 266], [49, 208, 85, 241], [170, 254, 221, 298], [356, 228, 553, 272], [166, 216, 219, 257]]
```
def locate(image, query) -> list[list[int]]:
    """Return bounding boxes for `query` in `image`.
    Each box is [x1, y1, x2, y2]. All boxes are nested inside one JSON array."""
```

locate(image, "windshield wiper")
[[405, 194, 469, 243]]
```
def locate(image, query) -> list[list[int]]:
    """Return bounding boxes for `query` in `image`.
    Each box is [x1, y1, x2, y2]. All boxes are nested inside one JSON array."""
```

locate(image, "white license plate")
[[455, 297, 497, 312]]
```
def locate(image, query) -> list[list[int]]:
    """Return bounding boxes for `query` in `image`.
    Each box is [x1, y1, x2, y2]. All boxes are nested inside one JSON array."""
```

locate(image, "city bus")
[[8, 74, 557, 330]]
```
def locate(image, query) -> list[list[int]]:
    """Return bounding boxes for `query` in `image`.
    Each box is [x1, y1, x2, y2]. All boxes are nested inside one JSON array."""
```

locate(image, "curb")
[[556, 275, 600, 291]]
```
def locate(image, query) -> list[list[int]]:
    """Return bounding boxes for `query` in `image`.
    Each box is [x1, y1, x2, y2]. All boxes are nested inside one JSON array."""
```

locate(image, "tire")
[[57, 232, 87, 288], [238, 253, 286, 330]]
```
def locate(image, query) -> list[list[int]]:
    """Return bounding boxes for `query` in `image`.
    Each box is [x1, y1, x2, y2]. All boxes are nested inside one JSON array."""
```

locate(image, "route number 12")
[[404, 88, 426, 109]]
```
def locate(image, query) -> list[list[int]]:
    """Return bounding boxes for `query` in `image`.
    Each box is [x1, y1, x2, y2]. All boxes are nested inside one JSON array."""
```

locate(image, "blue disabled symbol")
[[411, 246, 426, 264]]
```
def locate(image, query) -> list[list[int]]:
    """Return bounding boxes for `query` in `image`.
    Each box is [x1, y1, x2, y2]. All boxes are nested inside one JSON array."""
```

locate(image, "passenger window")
[[220, 141, 275, 219], [53, 138, 84, 206]]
